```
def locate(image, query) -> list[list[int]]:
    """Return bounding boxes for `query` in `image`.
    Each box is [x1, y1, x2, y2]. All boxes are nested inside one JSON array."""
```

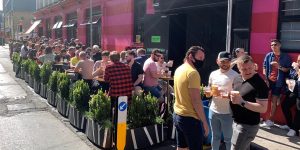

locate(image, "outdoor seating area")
[[12, 51, 208, 149]]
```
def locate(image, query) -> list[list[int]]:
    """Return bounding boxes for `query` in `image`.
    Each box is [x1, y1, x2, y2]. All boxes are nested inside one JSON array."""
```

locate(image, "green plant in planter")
[[69, 80, 90, 111], [21, 59, 31, 73], [29, 61, 41, 81], [12, 52, 21, 64], [86, 89, 112, 128], [128, 93, 164, 128], [40, 63, 52, 84], [57, 73, 70, 100], [48, 71, 59, 92]]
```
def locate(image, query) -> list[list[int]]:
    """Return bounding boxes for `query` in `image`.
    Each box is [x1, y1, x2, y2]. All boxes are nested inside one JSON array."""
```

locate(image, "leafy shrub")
[[40, 63, 52, 84], [29, 61, 41, 81], [69, 80, 90, 111], [48, 71, 59, 92], [86, 90, 111, 128], [57, 73, 70, 100], [21, 59, 31, 73], [12, 52, 21, 64], [127, 93, 163, 128]]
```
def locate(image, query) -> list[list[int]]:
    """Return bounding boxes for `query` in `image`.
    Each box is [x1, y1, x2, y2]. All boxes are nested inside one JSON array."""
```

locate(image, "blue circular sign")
[[118, 101, 127, 111]]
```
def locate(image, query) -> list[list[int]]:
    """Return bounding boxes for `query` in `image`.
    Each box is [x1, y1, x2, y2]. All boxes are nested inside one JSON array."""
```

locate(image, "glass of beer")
[[204, 86, 212, 97], [211, 84, 220, 97]]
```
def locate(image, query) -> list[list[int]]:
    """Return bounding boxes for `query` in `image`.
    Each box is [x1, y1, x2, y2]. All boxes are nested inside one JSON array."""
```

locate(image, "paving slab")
[[0, 85, 27, 98], [253, 127, 300, 150], [0, 63, 5, 73], [0, 73, 17, 84], [0, 111, 92, 150], [7, 103, 36, 111]]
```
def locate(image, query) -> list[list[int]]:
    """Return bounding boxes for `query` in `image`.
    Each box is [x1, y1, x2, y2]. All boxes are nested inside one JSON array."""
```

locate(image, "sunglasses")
[[271, 43, 278, 47]]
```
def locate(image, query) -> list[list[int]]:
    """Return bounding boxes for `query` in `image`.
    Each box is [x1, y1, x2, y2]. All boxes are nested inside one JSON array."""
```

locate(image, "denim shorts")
[[173, 113, 204, 150], [143, 85, 162, 98], [268, 80, 282, 96]]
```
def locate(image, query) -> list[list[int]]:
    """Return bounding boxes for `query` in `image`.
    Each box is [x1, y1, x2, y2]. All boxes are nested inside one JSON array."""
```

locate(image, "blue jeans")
[[143, 85, 162, 98], [173, 113, 204, 150], [209, 109, 233, 150]]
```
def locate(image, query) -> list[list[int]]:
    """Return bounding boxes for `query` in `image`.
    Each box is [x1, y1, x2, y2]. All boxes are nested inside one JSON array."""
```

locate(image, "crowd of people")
[[173, 39, 300, 150], [9, 36, 174, 107], [9, 36, 300, 150]]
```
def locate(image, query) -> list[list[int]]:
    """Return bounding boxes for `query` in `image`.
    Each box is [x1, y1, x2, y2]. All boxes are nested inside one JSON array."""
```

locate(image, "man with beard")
[[143, 49, 164, 102], [208, 51, 239, 150], [230, 55, 268, 150], [126, 50, 144, 94], [173, 46, 209, 150]]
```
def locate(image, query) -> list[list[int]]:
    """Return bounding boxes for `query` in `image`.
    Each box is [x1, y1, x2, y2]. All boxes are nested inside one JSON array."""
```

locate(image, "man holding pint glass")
[[229, 55, 268, 150], [207, 51, 239, 150]]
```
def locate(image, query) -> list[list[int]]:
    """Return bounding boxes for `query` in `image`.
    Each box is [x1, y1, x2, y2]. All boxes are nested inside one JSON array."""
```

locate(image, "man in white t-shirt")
[[208, 51, 239, 150]]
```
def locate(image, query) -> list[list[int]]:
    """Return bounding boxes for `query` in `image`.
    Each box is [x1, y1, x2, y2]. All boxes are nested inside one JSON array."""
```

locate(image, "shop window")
[[64, 12, 78, 41], [279, 0, 300, 51], [45, 18, 52, 38], [84, 6, 102, 47], [53, 16, 63, 39]]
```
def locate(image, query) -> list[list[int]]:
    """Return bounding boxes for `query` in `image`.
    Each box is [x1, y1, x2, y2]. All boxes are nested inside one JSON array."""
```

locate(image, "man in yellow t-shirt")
[[173, 46, 209, 150], [70, 50, 80, 68]]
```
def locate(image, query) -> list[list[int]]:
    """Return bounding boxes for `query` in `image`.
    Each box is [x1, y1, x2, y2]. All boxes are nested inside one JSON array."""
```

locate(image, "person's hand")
[[270, 61, 279, 68], [203, 121, 209, 137], [230, 91, 242, 105]]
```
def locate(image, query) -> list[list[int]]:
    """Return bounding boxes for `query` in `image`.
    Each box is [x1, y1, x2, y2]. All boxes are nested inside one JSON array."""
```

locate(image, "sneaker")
[[260, 120, 274, 127], [287, 129, 296, 137], [278, 125, 290, 130]]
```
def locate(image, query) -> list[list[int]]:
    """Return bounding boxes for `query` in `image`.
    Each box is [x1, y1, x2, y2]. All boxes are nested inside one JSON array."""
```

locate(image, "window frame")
[[278, 0, 300, 52]]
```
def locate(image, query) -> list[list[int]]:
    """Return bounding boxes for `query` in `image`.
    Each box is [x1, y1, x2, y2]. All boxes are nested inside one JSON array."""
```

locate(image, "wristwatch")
[[241, 100, 246, 107]]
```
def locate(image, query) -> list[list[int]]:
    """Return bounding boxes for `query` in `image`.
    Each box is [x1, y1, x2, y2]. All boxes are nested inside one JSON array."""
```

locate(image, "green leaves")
[[12, 52, 21, 64], [40, 63, 52, 84], [21, 59, 31, 73], [57, 73, 70, 100], [48, 71, 59, 92], [127, 93, 162, 128], [87, 90, 111, 128], [28, 61, 41, 81], [69, 80, 90, 111]]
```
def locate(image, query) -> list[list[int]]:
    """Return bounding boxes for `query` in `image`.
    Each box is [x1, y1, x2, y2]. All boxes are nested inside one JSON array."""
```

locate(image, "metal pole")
[[90, 0, 93, 47], [226, 0, 233, 52]]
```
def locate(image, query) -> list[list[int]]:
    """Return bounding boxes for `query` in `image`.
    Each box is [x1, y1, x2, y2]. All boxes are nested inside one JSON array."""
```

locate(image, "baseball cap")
[[218, 51, 232, 61]]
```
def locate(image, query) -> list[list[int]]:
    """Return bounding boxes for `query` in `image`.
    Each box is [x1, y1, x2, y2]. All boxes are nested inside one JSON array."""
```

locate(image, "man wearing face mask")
[[143, 49, 164, 102], [173, 46, 209, 150]]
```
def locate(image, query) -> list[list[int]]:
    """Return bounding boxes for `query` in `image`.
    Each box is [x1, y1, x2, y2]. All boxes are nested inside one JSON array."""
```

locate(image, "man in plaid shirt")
[[104, 51, 133, 100], [104, 51, 133, 147]]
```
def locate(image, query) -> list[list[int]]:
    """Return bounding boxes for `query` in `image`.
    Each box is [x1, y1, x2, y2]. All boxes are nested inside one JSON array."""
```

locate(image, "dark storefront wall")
[[144, 7, 227, 85]]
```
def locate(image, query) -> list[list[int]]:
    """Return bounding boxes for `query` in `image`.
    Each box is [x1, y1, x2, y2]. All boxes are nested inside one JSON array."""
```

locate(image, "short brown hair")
[[151, 49, 161, 55], [271, 39, 281, 44], [102, 50, 110, 57], [184, 46, 205, 60], [127, 50, 136, 57], [137, 48, 146, 55], [236, 55, 254, 67], [109, 51, 120, 62]]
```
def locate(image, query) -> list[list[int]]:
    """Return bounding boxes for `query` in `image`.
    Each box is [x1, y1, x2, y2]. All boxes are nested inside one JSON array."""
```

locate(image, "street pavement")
[[0, 45, 300, 150]]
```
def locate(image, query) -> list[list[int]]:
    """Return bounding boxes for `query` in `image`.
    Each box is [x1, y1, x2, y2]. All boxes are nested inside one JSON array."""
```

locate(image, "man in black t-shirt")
[[230, 55, 268, 150], [126, 50, 144, 94]]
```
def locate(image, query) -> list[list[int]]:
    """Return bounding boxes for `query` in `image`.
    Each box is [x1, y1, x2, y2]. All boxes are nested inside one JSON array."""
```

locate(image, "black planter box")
[[85, 118, 112, 149], [13, 63, 16, 72], [34, 79, 40, 94], [56, 95, 69, 117], [28, 75, 34, 88], [47, 89, 57, 107], [20, 67, 25, 79], [40, 83, 48, 98], [68, 105, 87, 131], [125, 124, 165, 150], [24, 72, 29, 82]]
